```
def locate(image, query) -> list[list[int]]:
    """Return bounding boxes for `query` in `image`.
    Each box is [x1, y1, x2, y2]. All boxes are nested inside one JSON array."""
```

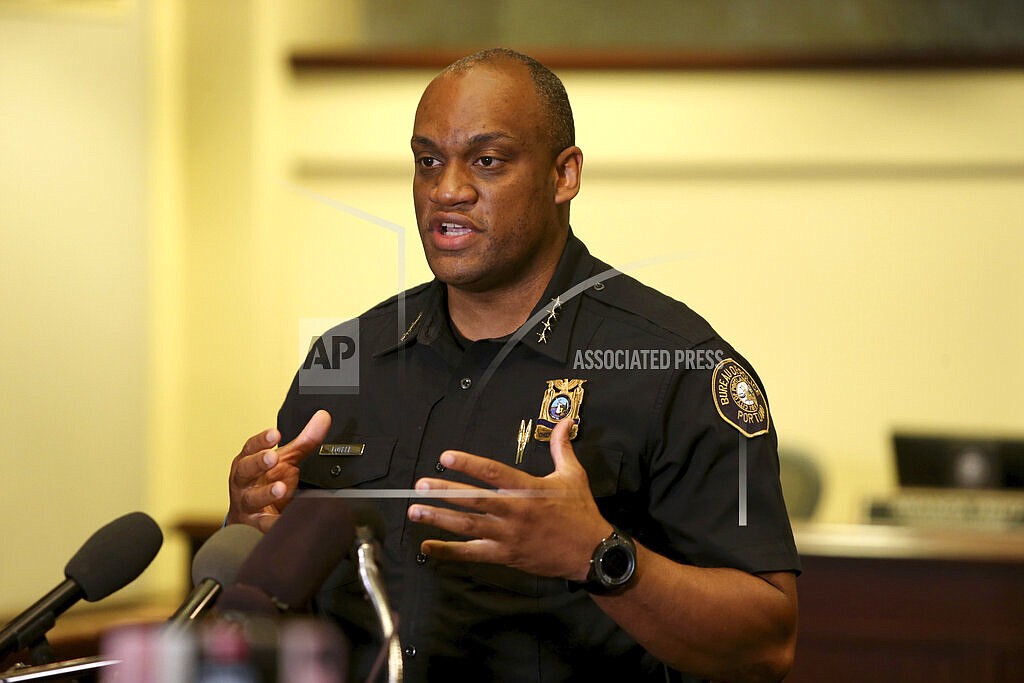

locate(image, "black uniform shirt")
[[279, 232, 800, 683]]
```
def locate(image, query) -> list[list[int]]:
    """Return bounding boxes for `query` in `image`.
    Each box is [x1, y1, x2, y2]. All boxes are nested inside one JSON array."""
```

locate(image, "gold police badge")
[[712, 358, 770, 438], [533, 378, 586, 441]]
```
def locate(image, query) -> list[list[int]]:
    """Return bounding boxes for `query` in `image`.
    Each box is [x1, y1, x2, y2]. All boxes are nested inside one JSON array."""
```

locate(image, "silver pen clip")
[[516, 419, 532, 465]]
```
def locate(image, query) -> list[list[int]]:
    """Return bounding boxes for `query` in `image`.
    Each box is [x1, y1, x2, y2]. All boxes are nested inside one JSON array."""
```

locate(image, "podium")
[[789, 523, 1024, 682]]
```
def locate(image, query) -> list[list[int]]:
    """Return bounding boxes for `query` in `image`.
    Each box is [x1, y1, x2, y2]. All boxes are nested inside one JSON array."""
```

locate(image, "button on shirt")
[[280, 231, 800, 683]]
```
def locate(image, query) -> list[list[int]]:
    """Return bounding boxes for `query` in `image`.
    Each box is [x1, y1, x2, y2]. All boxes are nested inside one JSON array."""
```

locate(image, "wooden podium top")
[[794, 522, 1024, 563]]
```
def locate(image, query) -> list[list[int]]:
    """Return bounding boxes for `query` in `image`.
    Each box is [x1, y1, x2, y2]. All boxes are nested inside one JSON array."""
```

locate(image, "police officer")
[[226, 49, 798, 683]]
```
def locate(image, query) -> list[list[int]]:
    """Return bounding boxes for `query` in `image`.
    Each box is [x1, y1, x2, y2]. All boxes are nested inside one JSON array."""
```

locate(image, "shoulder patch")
[[712, 358, 770, 437]]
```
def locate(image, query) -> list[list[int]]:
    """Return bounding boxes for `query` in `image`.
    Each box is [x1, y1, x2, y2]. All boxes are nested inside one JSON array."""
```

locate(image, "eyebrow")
[[411, 132, 518, 149]]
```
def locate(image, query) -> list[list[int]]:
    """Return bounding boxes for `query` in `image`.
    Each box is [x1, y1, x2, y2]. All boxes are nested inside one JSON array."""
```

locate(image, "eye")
[[476, 156, 503, 168], [417, 156, 441, 169]]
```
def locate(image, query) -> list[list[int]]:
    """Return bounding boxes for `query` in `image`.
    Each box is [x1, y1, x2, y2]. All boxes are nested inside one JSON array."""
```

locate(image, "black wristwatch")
[[572, 527, 637, 595]]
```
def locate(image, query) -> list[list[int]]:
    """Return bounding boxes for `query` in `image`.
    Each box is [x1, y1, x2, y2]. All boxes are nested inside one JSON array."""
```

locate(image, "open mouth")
[[439, 221, 473, 237]]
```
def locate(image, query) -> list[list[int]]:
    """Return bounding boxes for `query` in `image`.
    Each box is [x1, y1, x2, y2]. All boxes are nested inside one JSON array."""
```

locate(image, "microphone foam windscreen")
[[64, 511, 163, 602], [233, 495, 354, 610], [191, 524, 263, 588]]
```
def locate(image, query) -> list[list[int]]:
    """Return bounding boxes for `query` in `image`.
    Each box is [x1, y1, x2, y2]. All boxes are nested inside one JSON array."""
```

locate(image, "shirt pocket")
[[301, 434, 397, 597], [522, 442, 623, 498], [579, 446, 624, 498], [463, 563, 555, 598], [299, 434, 397, 489]]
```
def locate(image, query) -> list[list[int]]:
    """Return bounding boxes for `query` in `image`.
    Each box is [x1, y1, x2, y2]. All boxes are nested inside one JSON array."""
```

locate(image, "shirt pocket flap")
[[527, 443, 623, 498], [299, 435, 397, 489], [463, 562, 564, 598]]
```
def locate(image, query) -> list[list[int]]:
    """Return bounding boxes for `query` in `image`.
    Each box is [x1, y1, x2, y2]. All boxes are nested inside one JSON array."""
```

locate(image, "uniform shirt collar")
[[516, 229, 591, 362], [377, 229, 593, 364], [373, 282, 446, 358]]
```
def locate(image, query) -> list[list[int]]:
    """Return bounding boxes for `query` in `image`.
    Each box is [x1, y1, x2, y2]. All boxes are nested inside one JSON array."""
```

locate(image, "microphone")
[[350, 502, 402, 683], [216, 494, 355, 617], [350, 503, 389, 623], [0, 512, 163, 659], [165, 524, 263, 631]]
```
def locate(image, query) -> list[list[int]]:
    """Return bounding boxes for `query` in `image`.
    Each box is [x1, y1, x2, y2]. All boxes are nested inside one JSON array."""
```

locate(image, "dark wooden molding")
[[290, 47, 1024, 72]]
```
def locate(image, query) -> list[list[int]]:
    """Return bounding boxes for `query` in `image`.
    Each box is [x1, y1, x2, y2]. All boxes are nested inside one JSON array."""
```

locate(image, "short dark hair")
[[443, 48, 575, 154]]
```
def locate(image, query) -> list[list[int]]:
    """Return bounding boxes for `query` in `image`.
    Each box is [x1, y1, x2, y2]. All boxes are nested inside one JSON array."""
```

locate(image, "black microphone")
[[165, 524, 263, 631], [0, 512, 163, 659], [216, 494, 355, 616]]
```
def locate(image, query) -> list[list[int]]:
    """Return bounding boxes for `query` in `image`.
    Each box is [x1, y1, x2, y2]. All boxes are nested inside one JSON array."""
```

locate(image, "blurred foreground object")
[[101, 617, 348, 683]]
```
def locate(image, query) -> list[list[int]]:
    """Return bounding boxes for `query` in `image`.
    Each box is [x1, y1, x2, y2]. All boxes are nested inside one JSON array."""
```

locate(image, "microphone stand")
[[1, 656, 119, 682], [355, 529, 402, 683], [27, 638, 52, 667]]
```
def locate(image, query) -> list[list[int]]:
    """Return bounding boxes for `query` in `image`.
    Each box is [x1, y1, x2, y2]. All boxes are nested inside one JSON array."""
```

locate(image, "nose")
[[430, 163, 477, 207]]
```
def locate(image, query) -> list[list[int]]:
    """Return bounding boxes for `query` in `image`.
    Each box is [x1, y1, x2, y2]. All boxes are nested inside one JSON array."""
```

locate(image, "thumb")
[[548, 418, 582, 474], [277, 409, 332, 463]]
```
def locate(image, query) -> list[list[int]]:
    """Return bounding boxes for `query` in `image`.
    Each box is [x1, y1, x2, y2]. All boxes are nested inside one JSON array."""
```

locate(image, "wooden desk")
[[789, 523, 1024, 682]]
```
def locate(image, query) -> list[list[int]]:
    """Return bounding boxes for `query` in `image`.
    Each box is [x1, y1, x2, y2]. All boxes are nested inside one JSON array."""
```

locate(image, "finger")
[[438, 449, 530, 490], [411, 478, 512, 514], [254, 513, 281, 533], [238, 428, 280, 458], [277, 410, 332, 463], [232, 449, 281, 484], [239, 480, 289, 514], [408, 503, 500, 540], [419, 538, 503, 564], [548, 418, 584, 474]]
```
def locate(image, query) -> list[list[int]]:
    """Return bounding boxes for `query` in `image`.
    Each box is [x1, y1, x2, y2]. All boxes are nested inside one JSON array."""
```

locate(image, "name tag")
[[319, 443, 366, 456]]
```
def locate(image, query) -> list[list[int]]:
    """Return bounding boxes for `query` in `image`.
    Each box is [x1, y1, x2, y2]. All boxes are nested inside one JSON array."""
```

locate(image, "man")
[[227, 49, 799, 682]]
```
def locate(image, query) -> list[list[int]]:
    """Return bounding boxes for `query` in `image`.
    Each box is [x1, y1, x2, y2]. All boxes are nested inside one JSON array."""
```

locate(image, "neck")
[[447, 269, 551, 341]]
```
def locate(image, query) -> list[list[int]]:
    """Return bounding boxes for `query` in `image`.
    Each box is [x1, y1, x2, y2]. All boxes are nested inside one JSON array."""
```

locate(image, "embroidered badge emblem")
[[533, 378, 586, 441], [712, 358, 770, 437]]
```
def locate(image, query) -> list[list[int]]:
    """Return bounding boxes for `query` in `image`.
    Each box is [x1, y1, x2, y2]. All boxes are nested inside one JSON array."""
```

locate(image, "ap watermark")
[[298, 318, 360, 395], [573, 348, 725, 371]]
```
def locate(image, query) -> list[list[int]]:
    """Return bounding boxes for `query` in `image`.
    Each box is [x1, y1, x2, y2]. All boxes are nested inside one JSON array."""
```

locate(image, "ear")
[[553, 146, 583, 206]]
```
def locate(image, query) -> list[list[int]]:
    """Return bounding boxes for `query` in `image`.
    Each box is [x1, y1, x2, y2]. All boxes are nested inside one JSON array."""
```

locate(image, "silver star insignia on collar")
[[536, 296, 562, 344]]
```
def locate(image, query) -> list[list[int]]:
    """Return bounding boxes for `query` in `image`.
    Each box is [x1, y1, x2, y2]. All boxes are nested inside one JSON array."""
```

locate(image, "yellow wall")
[[283, 68, 1024, 525], [1, 0, 1022, 613], [0, 3, 151, 611]]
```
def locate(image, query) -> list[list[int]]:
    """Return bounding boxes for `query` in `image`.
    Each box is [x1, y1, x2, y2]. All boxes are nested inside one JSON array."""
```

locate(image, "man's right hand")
[[226, 410, 332, 532]]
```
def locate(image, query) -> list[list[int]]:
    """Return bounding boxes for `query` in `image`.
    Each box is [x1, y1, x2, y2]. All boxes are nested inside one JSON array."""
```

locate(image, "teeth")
[[440, 222, 471, 236]]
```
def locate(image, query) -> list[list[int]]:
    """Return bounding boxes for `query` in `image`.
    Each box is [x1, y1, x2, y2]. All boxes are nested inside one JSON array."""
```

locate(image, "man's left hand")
[[407, 418, 612, 581]]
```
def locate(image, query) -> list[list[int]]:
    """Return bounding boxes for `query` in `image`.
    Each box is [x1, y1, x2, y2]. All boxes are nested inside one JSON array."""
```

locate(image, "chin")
[[433, 269, 498, 294], [426, 254, 479, 286], [436, 273, 486, 291]]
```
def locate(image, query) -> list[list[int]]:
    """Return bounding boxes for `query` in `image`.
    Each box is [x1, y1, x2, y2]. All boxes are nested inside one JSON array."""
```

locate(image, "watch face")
[[598, 544, 636, 585]]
